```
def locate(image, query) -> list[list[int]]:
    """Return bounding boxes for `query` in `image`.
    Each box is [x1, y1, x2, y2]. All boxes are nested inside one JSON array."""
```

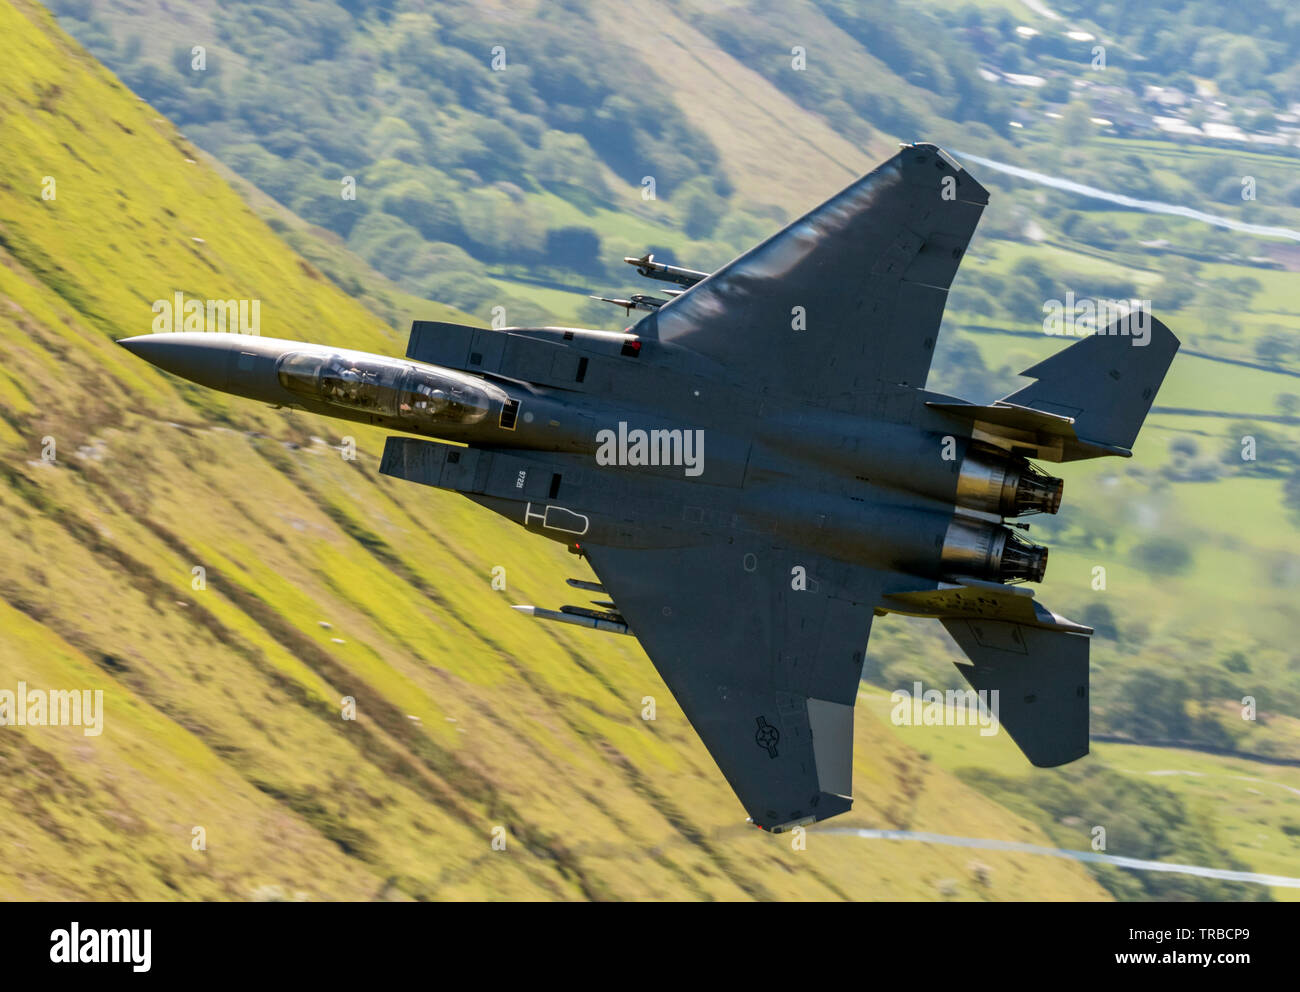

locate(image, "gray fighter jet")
[[120, 143, 1179, 833]]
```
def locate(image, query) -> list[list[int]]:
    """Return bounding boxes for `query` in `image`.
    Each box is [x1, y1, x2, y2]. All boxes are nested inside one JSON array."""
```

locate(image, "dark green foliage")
[[1080, 601, 1119, 640], [1099, 664, 1235, 746], [1130, 535, 1195, 576], [48, 0, 734, 309], [1054, 0, 1300, 105], [1221, 421, 1300, 478], [545, 226, 602, 275]]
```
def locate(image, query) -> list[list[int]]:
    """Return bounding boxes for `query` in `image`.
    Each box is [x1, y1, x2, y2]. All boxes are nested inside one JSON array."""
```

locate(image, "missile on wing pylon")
[[623, 253, 708, 288], [511, 604, 630, 635], [588, 293, 669, 314]]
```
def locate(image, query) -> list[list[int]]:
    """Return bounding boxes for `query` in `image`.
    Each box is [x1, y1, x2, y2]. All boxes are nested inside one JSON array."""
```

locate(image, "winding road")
[[820, 828, 1300, 889], [956, 151, 1300, 243]]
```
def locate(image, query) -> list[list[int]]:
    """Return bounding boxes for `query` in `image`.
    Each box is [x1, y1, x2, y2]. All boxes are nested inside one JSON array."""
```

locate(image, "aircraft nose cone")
[[117, 333, 234, 391]]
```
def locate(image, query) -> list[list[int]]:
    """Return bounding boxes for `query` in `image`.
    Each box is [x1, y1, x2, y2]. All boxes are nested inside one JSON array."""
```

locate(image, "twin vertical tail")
[[999, 312, 1181, 454], [912, 312, 1180, 767], [930, 312, 1181, 462]]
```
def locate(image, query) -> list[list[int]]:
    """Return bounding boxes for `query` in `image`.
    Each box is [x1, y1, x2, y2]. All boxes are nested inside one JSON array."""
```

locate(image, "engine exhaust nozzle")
[[940, 516, 1049, 583], [956, 447, 1063, 517]]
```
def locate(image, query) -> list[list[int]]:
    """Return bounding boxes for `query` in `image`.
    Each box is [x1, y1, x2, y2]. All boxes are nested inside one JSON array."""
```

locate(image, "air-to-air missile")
[[623, 253, 708, 287], [120, 143, 1180, 832], [510, 604, 630, 635], [586, 292, 671, 314]]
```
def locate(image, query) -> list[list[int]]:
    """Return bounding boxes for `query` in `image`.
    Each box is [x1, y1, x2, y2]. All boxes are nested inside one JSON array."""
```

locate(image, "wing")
[[583, 541, 888, 831], [633, 143, 988, 406]]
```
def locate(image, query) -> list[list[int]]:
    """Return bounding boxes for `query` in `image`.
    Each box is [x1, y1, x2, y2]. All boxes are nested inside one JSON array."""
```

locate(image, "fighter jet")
[[119, 143, 1179, 833]]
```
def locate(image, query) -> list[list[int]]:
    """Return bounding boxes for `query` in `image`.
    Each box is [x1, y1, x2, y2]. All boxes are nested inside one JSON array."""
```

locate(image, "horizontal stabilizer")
[[882, 577, 1092, 634], [926, 400, 1131, 461], [941, 618, 1090, 767]]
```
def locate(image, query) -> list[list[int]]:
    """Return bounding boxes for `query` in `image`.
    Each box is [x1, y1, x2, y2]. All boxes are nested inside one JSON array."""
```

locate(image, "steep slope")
[[0, 0, 1108, 900], [590, 0, 890, 214]]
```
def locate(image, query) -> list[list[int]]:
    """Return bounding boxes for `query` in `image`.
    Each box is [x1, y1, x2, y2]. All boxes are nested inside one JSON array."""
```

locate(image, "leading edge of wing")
[[630, 143, 989, 398]]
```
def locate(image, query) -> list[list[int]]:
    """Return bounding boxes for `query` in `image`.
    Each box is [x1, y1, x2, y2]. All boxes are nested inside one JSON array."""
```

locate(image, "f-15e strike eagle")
[[121, 143, 1179, 833]]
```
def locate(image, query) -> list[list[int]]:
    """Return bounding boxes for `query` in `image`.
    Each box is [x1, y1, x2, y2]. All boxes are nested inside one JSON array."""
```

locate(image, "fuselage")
[[118, 329, 1058, 585]]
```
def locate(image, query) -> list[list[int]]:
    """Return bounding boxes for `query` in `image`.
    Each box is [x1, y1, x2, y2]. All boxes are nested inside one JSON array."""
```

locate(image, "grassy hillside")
[[0, 0, 1114, 900]]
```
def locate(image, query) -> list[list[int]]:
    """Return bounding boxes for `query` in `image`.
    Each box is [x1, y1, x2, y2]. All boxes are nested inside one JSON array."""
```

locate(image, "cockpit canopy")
[[277, 351, 497, 425]]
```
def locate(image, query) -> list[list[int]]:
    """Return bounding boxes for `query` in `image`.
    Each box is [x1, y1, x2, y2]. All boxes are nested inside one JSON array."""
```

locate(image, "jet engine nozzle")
[[940, 517, 1049, 583], [956, 446, 1064, 516], [999, 530, 1049, 582], [1012, 460, 1064, 515]]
